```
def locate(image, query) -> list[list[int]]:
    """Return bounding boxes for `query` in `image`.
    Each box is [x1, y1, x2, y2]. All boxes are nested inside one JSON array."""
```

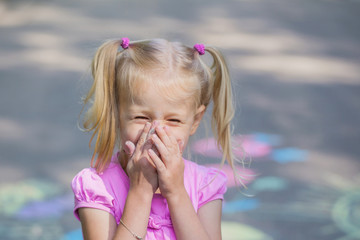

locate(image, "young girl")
[[72, 38, 237, 240]]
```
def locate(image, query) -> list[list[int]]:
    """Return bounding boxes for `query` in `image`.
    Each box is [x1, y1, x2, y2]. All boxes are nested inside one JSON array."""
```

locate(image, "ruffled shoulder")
[[71, 168, 116, 221], [196, 164, 228, 209]]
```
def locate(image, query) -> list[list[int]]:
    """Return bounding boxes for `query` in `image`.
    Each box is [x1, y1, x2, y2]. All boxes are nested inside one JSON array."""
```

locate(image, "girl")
[[72, 38, 237, 240]]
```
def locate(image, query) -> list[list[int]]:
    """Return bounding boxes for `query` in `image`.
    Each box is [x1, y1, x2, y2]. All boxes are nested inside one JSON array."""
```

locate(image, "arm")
[[78, 190, 153, 240], [79, 122, 158, 240], [113, 122, 158, 239], [113, 189, 153, 239], [197, 200, 223, 239], [79, 208, 117, 240], [167, 190, 223, 240], [148, 126, 222, 240]]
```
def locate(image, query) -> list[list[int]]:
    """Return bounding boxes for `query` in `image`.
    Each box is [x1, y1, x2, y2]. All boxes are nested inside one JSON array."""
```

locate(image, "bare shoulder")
[[79, 208, 118, 240], [198, 199, 223, 240]]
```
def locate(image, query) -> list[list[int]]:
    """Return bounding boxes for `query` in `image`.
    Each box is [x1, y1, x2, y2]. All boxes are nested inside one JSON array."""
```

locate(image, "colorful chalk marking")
[[16, 193, 73, 219], [192, 135, 271, 159], [272, 148, 307, 164], [251, 176, 288, 192], [205, 164, 256, 188], [62, 228, 83, 240], [0, 179, 61, 216], [221, 221, 273, 240], [223, 198, 260, 213]]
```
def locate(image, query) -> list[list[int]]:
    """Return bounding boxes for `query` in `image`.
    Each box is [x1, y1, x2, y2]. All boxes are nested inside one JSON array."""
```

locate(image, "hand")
[[147, 125, 185, 199], [125, 122, 159, 196]]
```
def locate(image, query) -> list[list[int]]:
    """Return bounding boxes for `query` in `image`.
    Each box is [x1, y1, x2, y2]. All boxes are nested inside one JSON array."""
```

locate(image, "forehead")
[[128, 83, 195, 113], [123, 70, 200, 109]]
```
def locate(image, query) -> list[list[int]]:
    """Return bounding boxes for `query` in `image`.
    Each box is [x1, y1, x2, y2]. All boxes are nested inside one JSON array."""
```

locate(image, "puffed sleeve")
[[198, 166, 228, 209], [71, 168, 116, 221]]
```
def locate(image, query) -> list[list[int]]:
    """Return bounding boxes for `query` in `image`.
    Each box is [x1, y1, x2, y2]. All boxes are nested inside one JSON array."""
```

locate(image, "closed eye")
[[168, 119, 181, 123], [135, 116, 149, 120]]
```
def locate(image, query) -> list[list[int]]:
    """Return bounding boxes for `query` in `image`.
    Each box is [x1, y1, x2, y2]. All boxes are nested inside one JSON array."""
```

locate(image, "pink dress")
[[72, 153, 227, 239]]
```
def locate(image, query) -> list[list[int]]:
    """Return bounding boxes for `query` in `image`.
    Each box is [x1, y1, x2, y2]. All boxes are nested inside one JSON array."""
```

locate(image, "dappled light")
[[1, 0, 359, 239]]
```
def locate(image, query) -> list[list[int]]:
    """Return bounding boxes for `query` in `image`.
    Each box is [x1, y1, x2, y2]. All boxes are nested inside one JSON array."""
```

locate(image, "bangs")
[[117, 62, 202, 108], [114, 38, 207, 109]]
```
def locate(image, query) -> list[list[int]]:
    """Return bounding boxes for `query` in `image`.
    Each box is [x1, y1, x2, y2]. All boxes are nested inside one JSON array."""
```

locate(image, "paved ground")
[[0, 0, 360, 239]]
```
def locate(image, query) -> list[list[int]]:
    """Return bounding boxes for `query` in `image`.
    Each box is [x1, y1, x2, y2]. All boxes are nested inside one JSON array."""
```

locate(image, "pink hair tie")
[[121, 37, 130, 49], [194, 43, 205, 55]]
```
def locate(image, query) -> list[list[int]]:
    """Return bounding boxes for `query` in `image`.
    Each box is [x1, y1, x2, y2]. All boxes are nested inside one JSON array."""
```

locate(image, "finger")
[[124, 141, 136, 156], [150, 144, 160, 157], [148, 125, 156, 135], [155, 125, 172, 147], [143, 124, 157, 150], [139, 122, 152, 144], [156, 126, 179, 155], [164, 126, 178, 146], [177, 139, 184, 154], [151, 133, 168, 159], [147, 120, 159, 138], [148, 149, 166, 173], [134, 122, 151, 155]]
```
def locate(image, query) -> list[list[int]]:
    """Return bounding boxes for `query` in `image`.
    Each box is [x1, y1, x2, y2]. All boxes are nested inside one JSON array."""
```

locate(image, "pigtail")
[[82, 39, 121, 173], [204, 47, 247, 188], [205, 47, 234, 165]]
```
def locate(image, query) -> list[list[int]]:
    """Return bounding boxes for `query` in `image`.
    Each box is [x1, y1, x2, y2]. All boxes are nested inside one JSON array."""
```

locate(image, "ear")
[[190, 105, 206, 135]]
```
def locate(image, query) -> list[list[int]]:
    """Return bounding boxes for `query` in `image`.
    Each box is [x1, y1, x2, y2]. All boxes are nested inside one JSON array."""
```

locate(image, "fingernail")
[[124, 141, 131, 154]]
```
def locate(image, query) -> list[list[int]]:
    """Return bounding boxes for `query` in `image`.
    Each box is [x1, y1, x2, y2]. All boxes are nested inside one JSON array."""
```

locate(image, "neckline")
[[153, 193, 163, 198]]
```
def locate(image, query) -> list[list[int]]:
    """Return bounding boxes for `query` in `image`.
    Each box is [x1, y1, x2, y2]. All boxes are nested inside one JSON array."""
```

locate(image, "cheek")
[[170, 128, 191, 149], [122, 124, 144, 143]]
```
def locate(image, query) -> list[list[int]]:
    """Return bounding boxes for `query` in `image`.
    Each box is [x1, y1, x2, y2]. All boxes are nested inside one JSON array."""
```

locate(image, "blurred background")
[[1, 0, 359, 239]]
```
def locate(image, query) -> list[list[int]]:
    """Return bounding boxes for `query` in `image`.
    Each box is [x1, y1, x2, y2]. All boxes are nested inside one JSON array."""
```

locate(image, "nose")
[[149, 120, 159, 134], [151, 120, 162, 128]]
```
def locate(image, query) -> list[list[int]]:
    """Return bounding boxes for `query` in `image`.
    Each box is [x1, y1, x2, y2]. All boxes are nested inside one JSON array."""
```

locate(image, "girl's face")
[[119, 83, 205, 162]]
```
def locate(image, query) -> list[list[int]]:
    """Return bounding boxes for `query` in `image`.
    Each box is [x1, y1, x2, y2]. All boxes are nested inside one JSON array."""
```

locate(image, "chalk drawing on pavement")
[[221, 221, 273, 240]]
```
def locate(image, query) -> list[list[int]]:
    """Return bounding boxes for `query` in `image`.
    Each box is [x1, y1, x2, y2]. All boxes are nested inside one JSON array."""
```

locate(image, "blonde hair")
[[81, 38, 237, 176]]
